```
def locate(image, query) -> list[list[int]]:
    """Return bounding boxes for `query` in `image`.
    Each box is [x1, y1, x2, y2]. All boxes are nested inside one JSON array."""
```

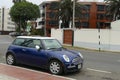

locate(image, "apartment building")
[[80, 2, 112, 29], [0, 7, 15, 34], [38, 1, 112, 36]]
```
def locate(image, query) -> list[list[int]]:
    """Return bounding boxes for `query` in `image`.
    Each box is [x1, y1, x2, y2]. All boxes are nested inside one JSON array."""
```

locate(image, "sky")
[[0, 0, 104, 8]]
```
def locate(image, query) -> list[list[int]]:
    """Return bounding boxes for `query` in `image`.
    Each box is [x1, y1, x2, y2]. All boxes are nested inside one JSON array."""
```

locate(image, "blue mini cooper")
[[6, 36, 83, 74]]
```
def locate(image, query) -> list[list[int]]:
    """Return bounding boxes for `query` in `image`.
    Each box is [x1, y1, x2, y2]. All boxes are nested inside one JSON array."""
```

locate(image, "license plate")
[[78, 64, 81, 69]]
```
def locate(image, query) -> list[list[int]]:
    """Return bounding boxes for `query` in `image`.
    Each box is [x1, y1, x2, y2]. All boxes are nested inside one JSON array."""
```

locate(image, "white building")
[[0, 7, 15, 34]]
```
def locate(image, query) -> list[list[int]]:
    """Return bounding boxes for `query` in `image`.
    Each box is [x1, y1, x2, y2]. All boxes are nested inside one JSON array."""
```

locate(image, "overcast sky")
[[0, 0, 104, 8]]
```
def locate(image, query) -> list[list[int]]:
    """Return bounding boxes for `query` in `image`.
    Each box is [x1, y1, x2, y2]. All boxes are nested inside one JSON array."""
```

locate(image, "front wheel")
[[49, 60, 63, 75], [6, 54, 16, 65]]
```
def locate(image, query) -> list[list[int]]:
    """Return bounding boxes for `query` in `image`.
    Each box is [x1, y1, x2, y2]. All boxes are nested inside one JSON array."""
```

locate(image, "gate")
[[63, 29, 74, 45]]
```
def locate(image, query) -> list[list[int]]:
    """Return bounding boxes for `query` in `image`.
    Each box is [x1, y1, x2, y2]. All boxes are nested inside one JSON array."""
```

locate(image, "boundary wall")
[[51, 20, 120, 52]]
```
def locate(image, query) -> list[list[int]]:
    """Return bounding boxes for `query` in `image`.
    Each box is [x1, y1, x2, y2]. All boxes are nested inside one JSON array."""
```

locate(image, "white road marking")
[[87, 68, 112, 74], [0, 63, 76, 80]]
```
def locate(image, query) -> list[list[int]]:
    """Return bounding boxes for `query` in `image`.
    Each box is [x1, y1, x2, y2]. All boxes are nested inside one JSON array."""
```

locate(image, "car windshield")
[[42, 39, 62, 50]]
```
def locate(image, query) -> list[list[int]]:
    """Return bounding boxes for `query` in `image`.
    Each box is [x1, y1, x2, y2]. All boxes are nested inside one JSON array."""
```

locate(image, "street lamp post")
[[73, 0, 75, 29], [19, 16, 21, 34], [72, 0, 75, 46]]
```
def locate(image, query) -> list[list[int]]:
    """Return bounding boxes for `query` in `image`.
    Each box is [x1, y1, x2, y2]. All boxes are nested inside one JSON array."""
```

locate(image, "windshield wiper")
[[47, 48, 58, 50]]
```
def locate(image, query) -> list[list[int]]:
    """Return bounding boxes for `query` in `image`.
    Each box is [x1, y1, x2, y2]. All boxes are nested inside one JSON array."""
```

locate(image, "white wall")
[[0, 8, 2, 30], [74, 29, 99, 49], [51, 28, 63, 44], [51, 20, 120, 52]]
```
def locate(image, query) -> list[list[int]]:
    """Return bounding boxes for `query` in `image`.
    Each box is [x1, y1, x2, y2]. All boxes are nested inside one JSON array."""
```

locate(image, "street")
[[0, 35, 120, 80]]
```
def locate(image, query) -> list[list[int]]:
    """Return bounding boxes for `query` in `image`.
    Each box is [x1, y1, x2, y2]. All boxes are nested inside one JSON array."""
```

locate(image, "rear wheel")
[[6, 54, 16, 65], [49, 60, 63, 75]]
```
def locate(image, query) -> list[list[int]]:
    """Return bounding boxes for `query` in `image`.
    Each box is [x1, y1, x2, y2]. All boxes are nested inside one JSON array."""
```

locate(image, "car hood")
[[47, 48, 80, 60]]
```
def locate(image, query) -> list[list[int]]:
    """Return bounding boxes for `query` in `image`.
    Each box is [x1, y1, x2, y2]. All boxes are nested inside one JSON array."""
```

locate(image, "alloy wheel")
[[49, 60, 62, 74], [6, 54, 15, 65]]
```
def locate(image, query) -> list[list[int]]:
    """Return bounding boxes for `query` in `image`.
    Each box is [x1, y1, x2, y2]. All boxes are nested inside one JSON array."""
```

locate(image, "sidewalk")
[[0, 74, 19, 80], [0, 63, 75, 80]]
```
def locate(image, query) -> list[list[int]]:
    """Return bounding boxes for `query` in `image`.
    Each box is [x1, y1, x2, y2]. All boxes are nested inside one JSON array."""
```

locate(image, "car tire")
[[6, 54, 16, 65], [49, 60, 63, 75]]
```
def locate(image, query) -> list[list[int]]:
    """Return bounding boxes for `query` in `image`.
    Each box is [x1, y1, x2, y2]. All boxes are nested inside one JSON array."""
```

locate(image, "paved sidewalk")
[[0, 74, 19, 80], [0, 63, 75, 80]]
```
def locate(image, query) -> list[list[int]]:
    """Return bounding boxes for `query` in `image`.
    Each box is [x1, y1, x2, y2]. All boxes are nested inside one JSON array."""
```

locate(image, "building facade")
[[80, 2, 112, 29], [39, 1, 112, 36], [39, 1, 59, 36], [0, 7, 15, 34], [13, 0, 25, 3]]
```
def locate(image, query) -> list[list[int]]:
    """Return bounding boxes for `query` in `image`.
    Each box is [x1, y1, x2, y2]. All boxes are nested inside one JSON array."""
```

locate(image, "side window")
[[21, 39, 41, 48], [21, 39, 34, 47], [13, 38, 41, 48], [33, 39, 41, 46], [13, 38, 25, 46]]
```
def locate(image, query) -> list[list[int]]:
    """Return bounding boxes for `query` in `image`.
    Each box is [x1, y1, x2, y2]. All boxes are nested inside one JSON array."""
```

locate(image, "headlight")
[[78, 52, 83, 59], [63, 55, 70, 62]]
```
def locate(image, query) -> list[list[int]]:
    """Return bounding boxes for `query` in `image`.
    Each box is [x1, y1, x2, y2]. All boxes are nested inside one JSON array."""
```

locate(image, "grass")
[[63, 45, 120, 53], [63, 45, 90, 51]]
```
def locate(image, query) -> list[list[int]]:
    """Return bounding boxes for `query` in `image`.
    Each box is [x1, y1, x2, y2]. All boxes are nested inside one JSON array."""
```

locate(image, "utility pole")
[[44, 5, 47, 36], [73, 0, 75, 29], [72, 0, 75, 46]]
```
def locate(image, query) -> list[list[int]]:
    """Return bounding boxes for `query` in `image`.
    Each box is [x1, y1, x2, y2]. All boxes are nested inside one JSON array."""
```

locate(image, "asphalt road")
[[0, 35, 14, 63], [0, 35, 120, 80]]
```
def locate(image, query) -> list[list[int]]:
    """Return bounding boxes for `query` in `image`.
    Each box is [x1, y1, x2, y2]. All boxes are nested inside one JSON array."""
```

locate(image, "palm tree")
[[51, 0, 87, 28], [105, 0, 120, 20]]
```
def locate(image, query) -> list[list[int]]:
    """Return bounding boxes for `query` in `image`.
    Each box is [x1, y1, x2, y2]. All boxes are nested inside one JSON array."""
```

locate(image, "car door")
[[19, 39, 49, 67]]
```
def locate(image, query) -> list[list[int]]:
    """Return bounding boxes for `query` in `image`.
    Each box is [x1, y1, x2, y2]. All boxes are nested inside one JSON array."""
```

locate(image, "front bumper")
[[63, 60, 83, 73]]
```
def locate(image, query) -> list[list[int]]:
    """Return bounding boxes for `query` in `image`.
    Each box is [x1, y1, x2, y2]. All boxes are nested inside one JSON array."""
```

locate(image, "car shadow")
[[15, 64, 49, 73], [14, 64, 84, 76]]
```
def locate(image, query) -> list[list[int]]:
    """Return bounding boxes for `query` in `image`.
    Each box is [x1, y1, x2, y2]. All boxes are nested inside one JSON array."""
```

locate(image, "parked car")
[[5, 36, 83, 74], [9, 32, 21, 37], [21, 32, 28, 36]]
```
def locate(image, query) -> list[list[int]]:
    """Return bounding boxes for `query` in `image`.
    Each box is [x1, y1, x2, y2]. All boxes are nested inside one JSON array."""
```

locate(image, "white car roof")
[[17, 36, 56, 40]]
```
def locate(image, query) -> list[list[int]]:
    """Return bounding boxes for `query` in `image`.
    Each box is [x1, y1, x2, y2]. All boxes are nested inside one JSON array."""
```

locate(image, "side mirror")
[[35, 45, 41, 50]]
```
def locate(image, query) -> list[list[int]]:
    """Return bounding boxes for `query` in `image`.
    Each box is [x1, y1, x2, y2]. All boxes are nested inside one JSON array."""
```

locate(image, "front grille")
[[72, 57, 80, 63]]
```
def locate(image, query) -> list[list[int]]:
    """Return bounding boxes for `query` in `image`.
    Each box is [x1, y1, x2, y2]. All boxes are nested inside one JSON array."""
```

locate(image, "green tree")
[[55, 0, 86, 28], [10, 1, 40, 32], [105, 0, 120, 20]]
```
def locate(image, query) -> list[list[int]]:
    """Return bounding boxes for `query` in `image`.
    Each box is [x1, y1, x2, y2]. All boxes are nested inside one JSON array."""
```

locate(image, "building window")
[[86, 5, 91, 11], [7, 26, 15, 29], [75, 22, 81, 28], [47, 29, 51, 34], [49, 2, 59, 10], [81, 22, 89, 28], [97, 5, 105, 11], [106, 15, 112, 20], [49, 12, 58, 18], [42, 5, 45, 8], [48, 20, 58, 26], [82, 13, 89, 19], [97, 13, 105, 20], [42, 13, 45, 17], [38, 21, 44, 25], [97, 22, 104, 28]]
